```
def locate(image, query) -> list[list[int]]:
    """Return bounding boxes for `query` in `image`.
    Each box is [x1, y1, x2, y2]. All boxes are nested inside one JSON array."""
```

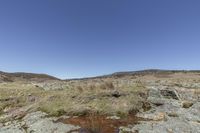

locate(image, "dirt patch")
[[57, 115, 149, 133]]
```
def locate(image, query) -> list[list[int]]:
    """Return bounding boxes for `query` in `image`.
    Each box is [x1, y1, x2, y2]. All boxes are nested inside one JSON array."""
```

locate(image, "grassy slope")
[[0, 80, 147, 117], [1, 70, 200, 118]]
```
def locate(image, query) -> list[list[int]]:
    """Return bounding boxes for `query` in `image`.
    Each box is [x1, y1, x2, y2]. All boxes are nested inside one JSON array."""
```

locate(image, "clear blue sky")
[[0, 0, 200, 79]]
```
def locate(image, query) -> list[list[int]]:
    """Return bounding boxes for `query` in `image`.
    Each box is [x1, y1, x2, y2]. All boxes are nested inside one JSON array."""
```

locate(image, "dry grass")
[[1, 71, 200, 120], [0, 79, 147, 117]]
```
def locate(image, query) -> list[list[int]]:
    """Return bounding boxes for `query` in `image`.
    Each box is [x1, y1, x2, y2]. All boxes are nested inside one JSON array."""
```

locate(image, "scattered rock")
[[119, 126, 132, 133], [160, 89, 179, 100], [139, 92, 148, 99], [167, 112, 179, 117], [167, 128, 173, 133], [4, 121, 11, 126], [130, 90, 200, 133], [106, 116, 120, 120], [182, 101, 193, 108], [148, 97, 165, 106], [27, 95, 38, 102], [137, 112, 166, 121], [1, 72, 200, 133], [153, 112, 166, 121], [111, 91, 121, 98], [142, 102, 151, 111], [131, 117, 200, 133], [58, 115, 71, 120]]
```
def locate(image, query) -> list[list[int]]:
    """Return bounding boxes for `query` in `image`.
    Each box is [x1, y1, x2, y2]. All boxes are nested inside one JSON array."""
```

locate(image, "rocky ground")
[[0, 111, 80, 133], [0, 70, 200, 133], [120, 86, 200, 133]]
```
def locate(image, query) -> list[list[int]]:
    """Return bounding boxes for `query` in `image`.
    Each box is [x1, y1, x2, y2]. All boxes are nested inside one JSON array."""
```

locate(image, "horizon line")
[[1, 69, 200, 80]]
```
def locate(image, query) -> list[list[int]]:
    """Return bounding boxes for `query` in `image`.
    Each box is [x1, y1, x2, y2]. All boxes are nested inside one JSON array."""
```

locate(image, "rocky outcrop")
[[0, 111, 79, 133], [119, 86, 200, 133]]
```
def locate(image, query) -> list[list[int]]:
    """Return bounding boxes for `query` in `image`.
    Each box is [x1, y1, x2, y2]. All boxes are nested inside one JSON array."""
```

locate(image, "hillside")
[[0, 70, 200, 133], [0, 71, 59, 82], [66, 69, 200, 80]]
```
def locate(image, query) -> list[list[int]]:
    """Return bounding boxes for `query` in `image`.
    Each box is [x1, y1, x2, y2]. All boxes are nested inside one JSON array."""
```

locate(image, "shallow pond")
[[57, 115, 147, 133]]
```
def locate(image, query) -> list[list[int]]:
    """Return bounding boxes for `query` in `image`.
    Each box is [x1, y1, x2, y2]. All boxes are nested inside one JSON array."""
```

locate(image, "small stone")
[[160, 89, 179, 100], [148, 97, 165, 106], [167, 128, 173, 133], [58, 116, 71, 120], [153, 112, 166, 121], [182, 101, 193, 108], [168, 112, 179, 117], [142, 102, 151, 111], [20, 121, 26, 126], [119, 126, 132, 133], [4, 121, 11, 126], [28, 96, 37, 102], [106, 116, 120, 120], [112, 91, 121, 98]]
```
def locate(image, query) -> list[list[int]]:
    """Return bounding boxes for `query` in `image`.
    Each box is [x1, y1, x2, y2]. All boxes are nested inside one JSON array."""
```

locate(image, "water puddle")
[[57, 115, 147, 133]]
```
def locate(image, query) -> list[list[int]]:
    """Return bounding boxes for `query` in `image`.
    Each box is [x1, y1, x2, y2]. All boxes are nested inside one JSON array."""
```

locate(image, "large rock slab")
[[0, 111, 80, 133]]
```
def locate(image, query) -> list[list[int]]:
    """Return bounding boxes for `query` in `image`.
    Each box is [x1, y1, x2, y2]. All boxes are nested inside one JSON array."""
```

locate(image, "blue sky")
[[0, 0, 200, 79]]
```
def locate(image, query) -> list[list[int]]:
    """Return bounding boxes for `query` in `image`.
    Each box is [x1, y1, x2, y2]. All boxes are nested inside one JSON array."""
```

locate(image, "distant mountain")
[[1, 69, 200, 82], [108, 69, 200, 78], [66, 69, 200, 80], [0, 71, 59, 82], [111, 69, 178, 77]]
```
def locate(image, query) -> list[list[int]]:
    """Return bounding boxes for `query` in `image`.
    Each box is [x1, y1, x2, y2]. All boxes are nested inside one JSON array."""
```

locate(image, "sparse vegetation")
[[0, 70, 200, 132], [0, 78, 147, 117]]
